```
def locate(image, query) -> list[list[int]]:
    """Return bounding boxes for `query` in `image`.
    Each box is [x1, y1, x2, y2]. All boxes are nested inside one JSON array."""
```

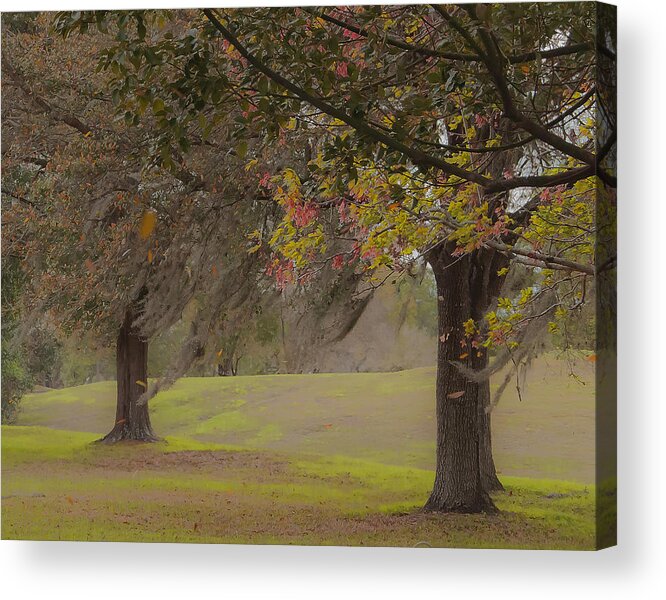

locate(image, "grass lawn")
[[15, 354, 596, 481], [2, 426, 596, 548], [2, 356, 606, 549]]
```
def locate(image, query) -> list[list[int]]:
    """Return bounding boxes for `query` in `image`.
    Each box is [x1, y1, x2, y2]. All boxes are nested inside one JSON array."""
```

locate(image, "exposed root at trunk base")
[[483, 475, 505, 493], [422, 493, 499, 515], [96, 424, 160, 444]]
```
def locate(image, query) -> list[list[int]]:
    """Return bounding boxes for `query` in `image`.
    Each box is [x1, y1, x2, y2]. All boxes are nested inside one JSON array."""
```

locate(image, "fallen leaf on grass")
[[139, 210, 157, 240]]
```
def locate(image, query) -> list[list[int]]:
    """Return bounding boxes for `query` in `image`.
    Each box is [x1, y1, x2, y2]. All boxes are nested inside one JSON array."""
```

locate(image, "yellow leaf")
[[147, 249, 154, 263], [459, 352, 469, 360], [139, 210, 157, 240], [136, 380, 147, 389]]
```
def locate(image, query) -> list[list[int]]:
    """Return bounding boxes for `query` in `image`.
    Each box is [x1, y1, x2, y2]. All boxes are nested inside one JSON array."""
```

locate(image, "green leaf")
[[152, 98, 165, 114]]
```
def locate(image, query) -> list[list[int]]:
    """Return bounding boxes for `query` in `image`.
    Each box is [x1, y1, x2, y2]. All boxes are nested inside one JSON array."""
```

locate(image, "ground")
[[1, 355, 603, 548]]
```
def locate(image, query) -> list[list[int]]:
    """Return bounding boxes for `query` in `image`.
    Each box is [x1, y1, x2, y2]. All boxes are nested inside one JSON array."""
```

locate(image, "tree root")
[[95, 425, 160, 444]]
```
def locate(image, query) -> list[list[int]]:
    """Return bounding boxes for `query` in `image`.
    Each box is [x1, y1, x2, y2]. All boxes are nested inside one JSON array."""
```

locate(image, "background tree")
[[2, 11, 377, 440], [2, 13, 273, 441]]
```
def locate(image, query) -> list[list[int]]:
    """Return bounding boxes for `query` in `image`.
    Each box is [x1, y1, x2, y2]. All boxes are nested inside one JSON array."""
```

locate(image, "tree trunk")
[[217, 355, 237, 376], [472, 249, 507, 494], [423, 242, 510, 512], [478, 357, 504, 492], [99, 309, 157, 443], [424, 245, 496, 513]]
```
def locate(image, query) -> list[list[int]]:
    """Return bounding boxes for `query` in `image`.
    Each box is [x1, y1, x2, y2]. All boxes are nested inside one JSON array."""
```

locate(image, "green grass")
[[16, 355, 596, 482], [1, 426, 99, 462], [2, 356, 607, 548], [2, 425, 597, 548]]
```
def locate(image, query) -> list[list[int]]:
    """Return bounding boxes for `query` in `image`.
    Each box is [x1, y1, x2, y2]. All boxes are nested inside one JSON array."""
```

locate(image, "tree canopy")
[[51, 4, 615, 370]]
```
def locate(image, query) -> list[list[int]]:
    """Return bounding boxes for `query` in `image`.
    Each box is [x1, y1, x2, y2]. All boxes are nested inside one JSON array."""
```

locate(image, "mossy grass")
[[2, 424, 598, 549]]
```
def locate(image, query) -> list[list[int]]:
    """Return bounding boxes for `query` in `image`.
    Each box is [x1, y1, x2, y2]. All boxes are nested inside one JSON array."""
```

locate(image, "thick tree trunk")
[[99, 309, 157, 443], [478, 359, 504, 492], [422, 121, 511, 506], [424, 246, 496, 513], [471, 251, 506, 494]]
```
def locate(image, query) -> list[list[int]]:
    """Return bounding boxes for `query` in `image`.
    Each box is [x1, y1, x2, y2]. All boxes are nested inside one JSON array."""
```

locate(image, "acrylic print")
[[1, 3, 616, 549]]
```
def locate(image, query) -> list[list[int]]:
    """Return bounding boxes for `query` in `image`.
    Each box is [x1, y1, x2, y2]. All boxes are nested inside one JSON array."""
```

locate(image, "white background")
[[0, 1, 663, 598]]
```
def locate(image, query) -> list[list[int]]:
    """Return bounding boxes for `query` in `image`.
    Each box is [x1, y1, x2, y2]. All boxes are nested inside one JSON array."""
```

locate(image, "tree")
[[2, 13, 274, 441], [3, 11, 375, 441], [209, 3, 616, 512], [53, 3, 616, 511]]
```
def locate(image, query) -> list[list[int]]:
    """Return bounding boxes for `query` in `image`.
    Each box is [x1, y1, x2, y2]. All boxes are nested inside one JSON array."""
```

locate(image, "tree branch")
[[1, 187, 45, 214], [438, 5, 597, 168], [203, 9, 598, 195], [430, 4, 485, 57], [203, 9, 492, 186], [311, 8, 478, 61], [484, 165, 594, 194], [484, 239, 595, 275], [509, 42, 593, 64], [2, 55, 92, 136]]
